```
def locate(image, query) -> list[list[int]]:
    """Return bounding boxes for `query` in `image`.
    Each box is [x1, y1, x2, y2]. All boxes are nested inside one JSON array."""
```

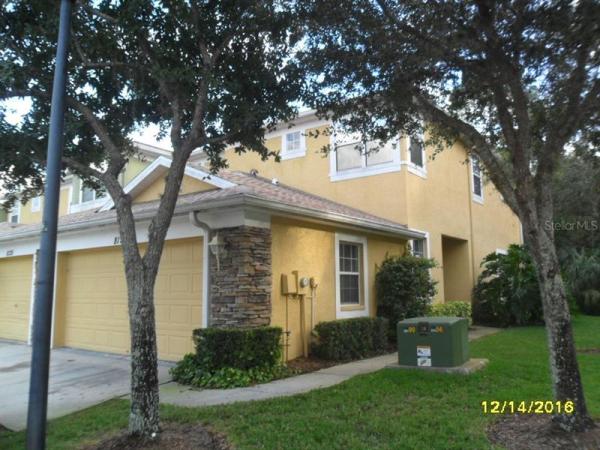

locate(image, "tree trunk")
[[126, 265, 160, 436], [523, 219, 594, 432]]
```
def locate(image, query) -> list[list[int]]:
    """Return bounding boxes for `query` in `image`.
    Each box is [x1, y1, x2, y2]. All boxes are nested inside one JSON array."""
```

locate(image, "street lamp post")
[[26, 1, 73, 448]]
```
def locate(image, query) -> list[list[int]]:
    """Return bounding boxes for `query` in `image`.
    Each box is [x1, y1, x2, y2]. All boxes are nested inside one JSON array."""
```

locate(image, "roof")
[[0, 170, 424, 242]]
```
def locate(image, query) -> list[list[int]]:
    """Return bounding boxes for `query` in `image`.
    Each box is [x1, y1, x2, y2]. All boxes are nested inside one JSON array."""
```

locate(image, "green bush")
[[170, 354, 295, 389], [193, 326, 283, 371], [564, 249, 600, 315], [311, 317, 389, 361], [428, 301, 472, 325], [171, 326, 289, 389], [375, 255, 437, 339], [472, 245, 543, 327]]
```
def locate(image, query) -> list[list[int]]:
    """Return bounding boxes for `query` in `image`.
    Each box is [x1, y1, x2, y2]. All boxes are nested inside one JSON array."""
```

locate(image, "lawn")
[[2, 315, 599, 450]]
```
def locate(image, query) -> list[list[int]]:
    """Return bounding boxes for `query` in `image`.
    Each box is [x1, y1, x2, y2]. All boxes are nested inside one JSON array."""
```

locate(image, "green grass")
[[2, 315, 599, 449]]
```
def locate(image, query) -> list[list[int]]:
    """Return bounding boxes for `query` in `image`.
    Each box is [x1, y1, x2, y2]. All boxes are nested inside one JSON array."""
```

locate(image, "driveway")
[[0, 340, 173, 431]]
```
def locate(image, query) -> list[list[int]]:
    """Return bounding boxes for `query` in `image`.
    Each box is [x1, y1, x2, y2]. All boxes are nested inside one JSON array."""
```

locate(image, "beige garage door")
[[56, 238, 203, 361], [0, 255, 33, 342]]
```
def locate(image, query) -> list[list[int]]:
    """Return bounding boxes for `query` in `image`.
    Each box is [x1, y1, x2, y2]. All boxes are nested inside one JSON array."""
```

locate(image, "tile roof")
[[0, 170, 417, 241]]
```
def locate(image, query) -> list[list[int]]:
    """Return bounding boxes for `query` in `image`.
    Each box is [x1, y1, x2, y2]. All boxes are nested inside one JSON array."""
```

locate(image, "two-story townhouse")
[[214, 110, 522, 302], [0, 111, 521, 361]]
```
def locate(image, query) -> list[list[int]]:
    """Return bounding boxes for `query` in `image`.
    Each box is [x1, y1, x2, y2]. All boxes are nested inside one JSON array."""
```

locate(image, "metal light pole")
[[26, 1, 73, 448]]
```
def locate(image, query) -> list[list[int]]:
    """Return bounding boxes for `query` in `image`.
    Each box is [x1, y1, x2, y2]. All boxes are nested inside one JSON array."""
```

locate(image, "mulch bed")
[[488, 414, 600, 450], [80, 423, 231, 450], [286, 356, 338, 373]]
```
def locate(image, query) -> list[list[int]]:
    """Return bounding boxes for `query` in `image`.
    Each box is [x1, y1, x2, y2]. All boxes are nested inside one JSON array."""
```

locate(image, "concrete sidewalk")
[[160, 325, 500, 408]]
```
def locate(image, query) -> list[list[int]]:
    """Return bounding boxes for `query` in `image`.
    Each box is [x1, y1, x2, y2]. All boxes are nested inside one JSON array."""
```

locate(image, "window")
[[412, 239, 426, 258], [335, 234, 369, 318], [331, 132, 400, 181], [81, 186, 96, 203], [31, 196, 41, 212], [9, 204, 19, 224], [409, 136, 425, 168], [339, 242, 362, 305], [282, 130, 305, 159], [471, 155, 483, 203]]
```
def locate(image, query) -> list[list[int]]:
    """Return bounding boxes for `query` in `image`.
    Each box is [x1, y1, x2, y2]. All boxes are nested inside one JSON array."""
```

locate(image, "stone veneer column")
[[209, 225, 272, 328]]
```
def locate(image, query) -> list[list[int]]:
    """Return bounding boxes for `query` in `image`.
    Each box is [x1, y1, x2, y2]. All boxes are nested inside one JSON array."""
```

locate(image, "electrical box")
[[281, 274, 297, 295], [397, 317, 469, 367]]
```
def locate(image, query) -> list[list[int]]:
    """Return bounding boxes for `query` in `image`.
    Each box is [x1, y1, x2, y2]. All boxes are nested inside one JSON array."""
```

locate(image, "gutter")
[[0, 192, 425, 243]]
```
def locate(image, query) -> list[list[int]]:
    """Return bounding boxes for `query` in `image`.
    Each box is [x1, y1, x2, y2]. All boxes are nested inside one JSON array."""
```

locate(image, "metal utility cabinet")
[[397, 317, 469, 367]]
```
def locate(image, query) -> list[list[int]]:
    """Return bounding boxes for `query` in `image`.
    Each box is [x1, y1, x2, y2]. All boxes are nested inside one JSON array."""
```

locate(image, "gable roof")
[[0, 168, 424, 242], [99, 156, 236, 211]]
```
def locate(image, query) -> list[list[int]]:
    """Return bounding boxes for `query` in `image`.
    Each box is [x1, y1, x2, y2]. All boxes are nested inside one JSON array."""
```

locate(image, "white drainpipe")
[[189, 212, 212, 328]]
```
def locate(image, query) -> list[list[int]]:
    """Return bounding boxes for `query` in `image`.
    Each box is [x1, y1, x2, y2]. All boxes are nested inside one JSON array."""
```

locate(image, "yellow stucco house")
[[0, 112, 521, 361]]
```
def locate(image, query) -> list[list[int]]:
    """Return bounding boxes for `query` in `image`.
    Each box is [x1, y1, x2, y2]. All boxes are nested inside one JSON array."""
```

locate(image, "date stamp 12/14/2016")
[[481, 400, 574, 415]]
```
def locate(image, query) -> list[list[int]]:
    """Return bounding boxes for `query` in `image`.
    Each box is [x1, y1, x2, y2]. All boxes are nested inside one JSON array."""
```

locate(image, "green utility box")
[[397, 317, 469, 367]]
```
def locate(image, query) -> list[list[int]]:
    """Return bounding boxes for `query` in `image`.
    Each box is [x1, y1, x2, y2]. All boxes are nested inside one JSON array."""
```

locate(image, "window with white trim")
[[282, 130, 305, 159], [81, 186, 96, 203], [31, 196, 41, 212], [332, 131, 400, 181], [411, 239, 426, 258], [9, 204, 19, 224], [408, 135, 425, 169], [338, 241, 363, 305], [471, 155, 484, 202]]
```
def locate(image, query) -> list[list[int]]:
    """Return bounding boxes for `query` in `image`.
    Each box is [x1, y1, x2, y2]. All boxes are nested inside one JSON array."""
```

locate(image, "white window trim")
[[335, 233, 370, 319], [409, 229, 430, 258], [470, 156, 484, 204], [329, 134, 401, 182], [9, 203, 20, 224], [31, 196, 41, 213], [281, 129, 306, 160], [406, 135, 427, 179], [70, 185, 108, 213], [495, 248, 508, 255]]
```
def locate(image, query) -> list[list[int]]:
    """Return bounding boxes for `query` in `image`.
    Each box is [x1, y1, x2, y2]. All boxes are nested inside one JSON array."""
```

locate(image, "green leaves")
[[472, 245, 544, 327], [375, 254, 437, 339]]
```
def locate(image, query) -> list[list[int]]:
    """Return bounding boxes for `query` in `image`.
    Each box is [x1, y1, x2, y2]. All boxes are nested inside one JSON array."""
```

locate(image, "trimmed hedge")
[[192, 326, 283, 371], [311, 317, 388, 361], [428, 301, 472, 325]]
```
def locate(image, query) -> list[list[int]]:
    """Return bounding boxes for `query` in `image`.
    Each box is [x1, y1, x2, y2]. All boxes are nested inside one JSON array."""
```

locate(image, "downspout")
[[189, 211, 212, 328]]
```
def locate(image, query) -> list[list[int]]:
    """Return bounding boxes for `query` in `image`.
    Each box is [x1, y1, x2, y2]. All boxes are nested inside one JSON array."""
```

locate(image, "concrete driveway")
[[0, 340, 173, 431]]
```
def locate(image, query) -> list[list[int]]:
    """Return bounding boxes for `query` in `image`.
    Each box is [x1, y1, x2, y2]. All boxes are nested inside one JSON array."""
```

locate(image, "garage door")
[[0, 255, 33, 341], [56, 238, 203, 361]]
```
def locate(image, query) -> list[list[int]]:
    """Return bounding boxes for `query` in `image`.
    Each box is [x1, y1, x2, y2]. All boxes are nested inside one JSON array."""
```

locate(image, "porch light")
[[208, 233, 227, 271]]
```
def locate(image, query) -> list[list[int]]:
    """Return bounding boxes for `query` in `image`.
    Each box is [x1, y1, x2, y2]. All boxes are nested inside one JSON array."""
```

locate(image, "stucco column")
[[209, 225, 272, 328]]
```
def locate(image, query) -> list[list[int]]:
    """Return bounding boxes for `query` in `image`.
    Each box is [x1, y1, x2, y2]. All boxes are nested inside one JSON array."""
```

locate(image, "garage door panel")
[[0, 256, 33, 341], [58, 237, 202, 361]]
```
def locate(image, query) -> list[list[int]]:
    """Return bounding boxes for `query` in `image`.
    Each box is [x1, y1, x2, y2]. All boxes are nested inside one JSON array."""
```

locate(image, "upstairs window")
[[9, 204, 19, 224], [409, 136, 425, 168], [31, 196, 41, 212], [471, 155, 484, 203], [282, 130, 305, 159], [331, 131, 400, 181], [81, 186, 96, 203]]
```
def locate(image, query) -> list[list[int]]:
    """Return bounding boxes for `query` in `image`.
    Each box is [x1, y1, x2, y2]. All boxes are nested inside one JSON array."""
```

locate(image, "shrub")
[[170, 354, 295, 389], [564, 248, 600, 315], [428, 301, 472, 325], [311, 317, 389, 361], [375, 254, 437, 339], [171, 326, 290, 389], [472, 245, 543, 327], [192, 326, 283, 371]]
